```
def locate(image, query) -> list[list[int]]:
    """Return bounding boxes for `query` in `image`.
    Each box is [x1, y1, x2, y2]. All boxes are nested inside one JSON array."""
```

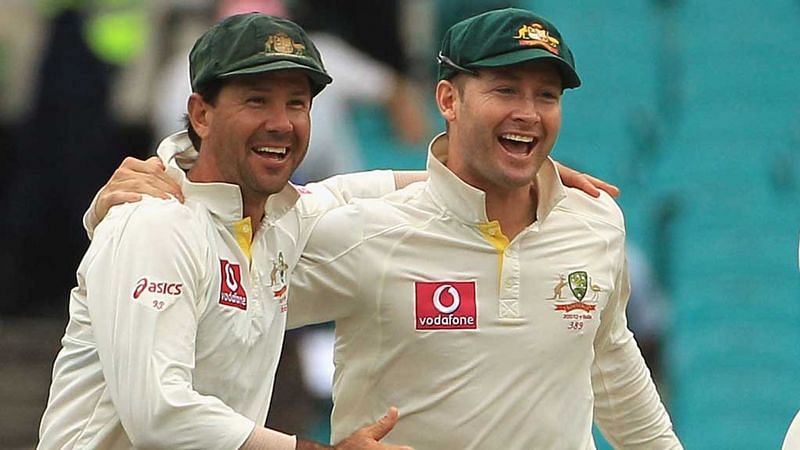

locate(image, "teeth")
[[255, 147, 287, 154], [500, 133, 534, 143]]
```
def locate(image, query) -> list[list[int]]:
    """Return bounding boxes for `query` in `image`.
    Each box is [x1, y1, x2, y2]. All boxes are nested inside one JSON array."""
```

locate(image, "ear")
[[187, 93, 212, 140], [435, 79, 457, 124]]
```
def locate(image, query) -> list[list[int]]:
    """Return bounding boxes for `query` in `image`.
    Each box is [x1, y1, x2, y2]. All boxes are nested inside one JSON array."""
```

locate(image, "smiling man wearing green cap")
[[286, 8, 683, 449], [38, 13, 413, 450]]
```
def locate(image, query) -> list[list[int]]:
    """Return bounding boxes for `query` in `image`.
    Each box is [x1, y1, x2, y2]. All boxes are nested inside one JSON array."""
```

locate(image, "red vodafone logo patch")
[[219, 259, 248, 310], [415, 281, 477, 330]]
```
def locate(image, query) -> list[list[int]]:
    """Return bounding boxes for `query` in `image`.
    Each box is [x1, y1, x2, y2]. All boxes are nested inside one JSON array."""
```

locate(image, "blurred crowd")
[[0, 0, 436, 318], [0, 0, 672, 443]]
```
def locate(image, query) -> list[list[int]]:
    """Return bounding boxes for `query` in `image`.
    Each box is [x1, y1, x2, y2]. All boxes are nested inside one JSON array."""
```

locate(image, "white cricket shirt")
[[39, 132, 395, 449], [288, 133, 682, 449]]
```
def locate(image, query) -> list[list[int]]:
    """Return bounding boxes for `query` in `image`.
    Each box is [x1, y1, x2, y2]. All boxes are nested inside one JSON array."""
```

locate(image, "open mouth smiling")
[[252, 146, 288, 160], [498, 133, 538, 155]]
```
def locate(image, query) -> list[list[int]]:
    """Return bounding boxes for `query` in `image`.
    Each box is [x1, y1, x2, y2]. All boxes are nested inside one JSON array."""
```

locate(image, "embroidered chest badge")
[[548, 271, 602, 331], [219, 259, 248, 310], [270, 252, 289, 312]]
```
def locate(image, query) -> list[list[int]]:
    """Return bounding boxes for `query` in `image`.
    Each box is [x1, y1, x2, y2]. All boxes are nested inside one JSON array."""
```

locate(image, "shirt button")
[[242, 224, 251, 233], [488, 229, 497, 236], [505, 279, 514, 288]]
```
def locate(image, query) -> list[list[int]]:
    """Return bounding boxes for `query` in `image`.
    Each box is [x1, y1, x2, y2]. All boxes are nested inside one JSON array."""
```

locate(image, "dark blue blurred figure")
[[0, 7, 120, 317]]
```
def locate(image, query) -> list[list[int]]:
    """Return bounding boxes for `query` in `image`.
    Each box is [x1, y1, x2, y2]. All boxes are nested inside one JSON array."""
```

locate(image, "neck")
[[241, 196, 267, 232], [187, 159, 268, 233], [484, 185, 537, 240]]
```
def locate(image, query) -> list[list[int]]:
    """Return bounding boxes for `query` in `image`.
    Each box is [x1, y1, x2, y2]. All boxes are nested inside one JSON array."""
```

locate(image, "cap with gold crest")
[[190, 13, 332, 96], [437, 8, 580, 88]]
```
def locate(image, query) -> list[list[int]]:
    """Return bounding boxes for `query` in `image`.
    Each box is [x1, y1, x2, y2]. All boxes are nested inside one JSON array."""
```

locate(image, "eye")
[[288, 98, 310, 110], [539, 90, 561, 102], [246, 96, 266, 106], [495, 86, 516, 95]]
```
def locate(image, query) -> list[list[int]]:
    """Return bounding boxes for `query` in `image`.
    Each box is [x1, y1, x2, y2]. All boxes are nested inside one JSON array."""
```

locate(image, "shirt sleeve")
[[82, 190, 101, 239], [85, 199, 255, 449], [591, 254, 684, 449], [287, 204, 365, 330], [303, 170, 396, 211]]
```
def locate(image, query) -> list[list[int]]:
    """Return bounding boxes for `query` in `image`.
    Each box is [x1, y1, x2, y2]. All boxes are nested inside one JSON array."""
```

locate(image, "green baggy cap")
[[437, 8, 580, 89], [190, 13, 332, 96]]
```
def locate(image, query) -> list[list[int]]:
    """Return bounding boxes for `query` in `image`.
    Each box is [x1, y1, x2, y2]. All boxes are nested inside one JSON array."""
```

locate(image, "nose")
[[263, 105, 293, 134], [511, 97, 541, 124]]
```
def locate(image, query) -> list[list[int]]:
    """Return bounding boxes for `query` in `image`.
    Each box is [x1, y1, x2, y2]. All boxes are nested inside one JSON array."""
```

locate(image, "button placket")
[[498, 244, 521, 319]]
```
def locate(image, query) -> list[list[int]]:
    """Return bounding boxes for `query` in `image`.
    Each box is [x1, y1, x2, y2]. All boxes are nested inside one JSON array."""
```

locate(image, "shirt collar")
[[154, 131, 301, 223], [426, 132, 567, 224]]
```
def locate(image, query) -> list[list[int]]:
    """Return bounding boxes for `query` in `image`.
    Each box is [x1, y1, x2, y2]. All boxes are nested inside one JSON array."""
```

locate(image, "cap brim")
[[472, 48, 581, 88], [219, 59, 333, 95]]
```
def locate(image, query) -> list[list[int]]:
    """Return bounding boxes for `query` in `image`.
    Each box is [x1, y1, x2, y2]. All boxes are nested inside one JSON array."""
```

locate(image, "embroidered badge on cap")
[[415, 281, 477, 330], [513, 23, 560, 54], [219, 259, 248, 310], [265, 32, 306, 56]]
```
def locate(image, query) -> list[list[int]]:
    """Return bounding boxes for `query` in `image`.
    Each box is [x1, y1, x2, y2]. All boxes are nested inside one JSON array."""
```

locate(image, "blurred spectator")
[[148, 3, 215, 140], [626, 242, 670, 389], [290, 27, 428, 182], [0, 4, 121, 316], [0, 2, 46, 200]]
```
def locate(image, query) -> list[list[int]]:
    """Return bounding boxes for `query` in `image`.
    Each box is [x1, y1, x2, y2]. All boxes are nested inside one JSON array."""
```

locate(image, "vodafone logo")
[[132, 277, 183, 300], [219, 259, 248, 310], [432, 284, 461, 313], [415, 281, 477, 330], [225, 263, 240, 292]]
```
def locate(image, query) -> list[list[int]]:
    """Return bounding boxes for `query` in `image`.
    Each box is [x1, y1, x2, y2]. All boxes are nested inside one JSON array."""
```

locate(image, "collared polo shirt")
[[288, 133, 682, 449], [40, 132, 396, 449]]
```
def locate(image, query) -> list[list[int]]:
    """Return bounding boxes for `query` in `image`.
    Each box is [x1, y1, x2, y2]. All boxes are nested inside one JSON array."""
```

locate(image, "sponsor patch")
[[131, 277, 184, 311], [415, 281, 477, 330], [132, 277, 184, 299], [219, 259, 248, 310]]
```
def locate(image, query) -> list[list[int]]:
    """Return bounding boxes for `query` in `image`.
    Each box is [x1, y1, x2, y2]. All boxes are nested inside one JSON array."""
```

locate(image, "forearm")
[[240, 427, 299, 450], [95, 299, 256, 448], [392, 170, 426, 189], [592, 256, 681, 448], [592, 339, 682, 449]]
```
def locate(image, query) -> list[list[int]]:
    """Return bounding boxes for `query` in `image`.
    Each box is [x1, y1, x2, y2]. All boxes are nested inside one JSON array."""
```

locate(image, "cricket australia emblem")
[[547, 271, 603, 331], [265, 32, 306, 56], [513, 23, 560, 54], [270, 252, 289, 312]]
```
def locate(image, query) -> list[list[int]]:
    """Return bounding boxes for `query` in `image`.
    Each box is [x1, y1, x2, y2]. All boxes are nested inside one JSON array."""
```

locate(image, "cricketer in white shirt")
[[286, 133, 683, 449], [37, 131, 396, 449]]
